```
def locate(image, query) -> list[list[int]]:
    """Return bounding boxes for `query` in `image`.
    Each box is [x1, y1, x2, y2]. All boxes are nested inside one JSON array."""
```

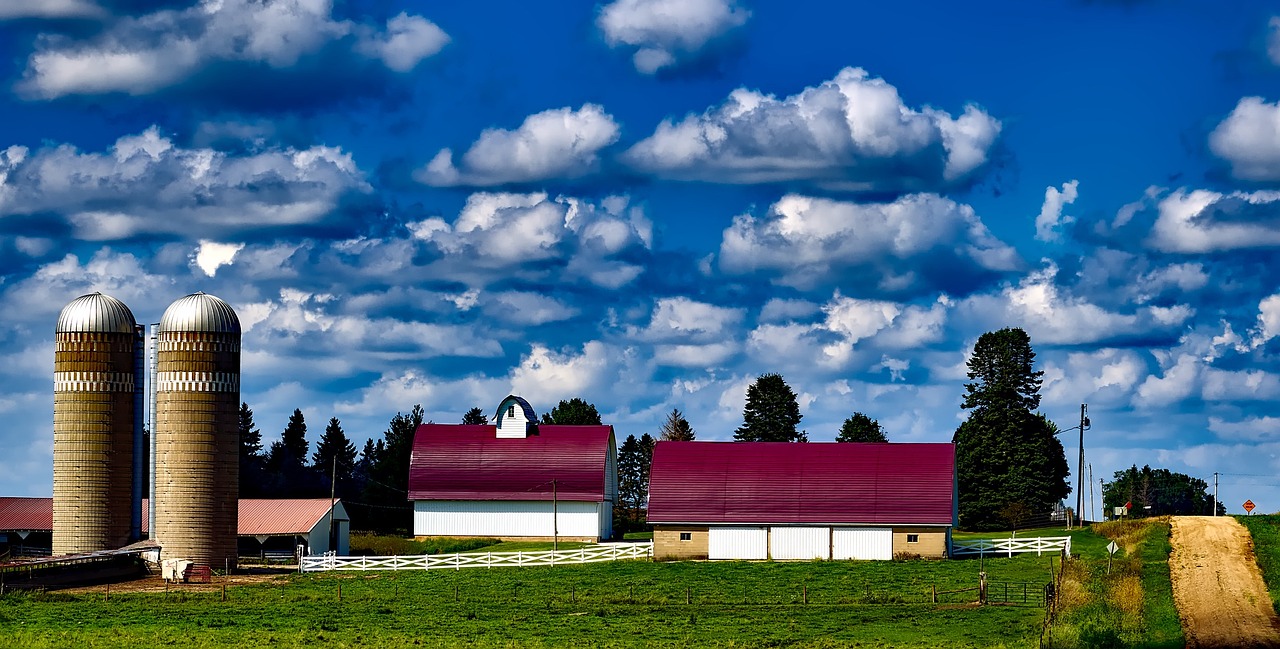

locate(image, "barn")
[[647, 441, 956, 561], [408, 395, 617, 542]]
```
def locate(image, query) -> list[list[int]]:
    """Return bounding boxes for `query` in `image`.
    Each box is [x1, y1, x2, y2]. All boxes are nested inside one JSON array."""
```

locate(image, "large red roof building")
[[408, 395, 617, 542], [647, 441, 956, 561]]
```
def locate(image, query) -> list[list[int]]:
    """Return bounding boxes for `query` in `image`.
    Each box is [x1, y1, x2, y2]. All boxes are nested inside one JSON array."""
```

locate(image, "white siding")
[[832, 527, 892, 560], [304, 502, 351, 555], [708, 526, 768, 560], [413, 500, 602, 538], [770, 527, 831, 560]]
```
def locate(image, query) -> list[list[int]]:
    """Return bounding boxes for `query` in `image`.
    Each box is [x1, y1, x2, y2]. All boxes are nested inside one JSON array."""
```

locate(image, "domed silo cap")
[[56, 292, 138, 334], [158, 292, 241, 334]]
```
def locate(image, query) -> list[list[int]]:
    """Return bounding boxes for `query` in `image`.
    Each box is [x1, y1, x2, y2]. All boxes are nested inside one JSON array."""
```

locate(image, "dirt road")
[[1169, 516, 1280, 648]]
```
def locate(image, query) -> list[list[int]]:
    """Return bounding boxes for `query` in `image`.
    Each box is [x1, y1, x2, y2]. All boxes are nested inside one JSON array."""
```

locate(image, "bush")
[[348, 533, 498, 556]]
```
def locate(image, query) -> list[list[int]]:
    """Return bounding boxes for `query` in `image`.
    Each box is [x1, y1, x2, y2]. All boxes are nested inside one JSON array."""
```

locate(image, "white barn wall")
[[832, 527, 892, 560], [770, 527, 830, 560], [708, 526, 768, 560], [414, 500, 603, 538]]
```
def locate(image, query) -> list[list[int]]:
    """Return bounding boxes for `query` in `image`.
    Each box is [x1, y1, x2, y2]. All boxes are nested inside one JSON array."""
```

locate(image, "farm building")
[[647, 441, 956, 561], [408, 395, 617, 541], [0, 497, 348, 558]]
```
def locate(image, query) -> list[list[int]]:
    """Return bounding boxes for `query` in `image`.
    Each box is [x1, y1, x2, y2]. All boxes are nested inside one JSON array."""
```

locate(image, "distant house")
[[408, 395, 617, 542], [0, 498, 348, 558], [647, 441, 956, 561]]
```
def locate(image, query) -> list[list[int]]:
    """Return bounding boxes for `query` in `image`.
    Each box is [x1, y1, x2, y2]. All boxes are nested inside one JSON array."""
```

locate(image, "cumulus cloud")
[[192, 240, 245, 277], [597, 0, 749, 74], [629, 297, 745, 368], [0, 126, 369, 240], [958, 262, 1192, 346], [18, 0, 447, 98], [625, 67, 1001, 191], [718, 193, 1019, 292], [1250, 293, 1280, 348], [406, 192, 652, 288], [1146, 188, 1280, 253], [417, 105, 620, 186], [480, 291, 579, 326], [1209, 415, 1280, 442], [0, 0, 105, 19], [1035, 179, 1079, 241], [1209, 97, 1280, 181], [2, 248, 173, 323]]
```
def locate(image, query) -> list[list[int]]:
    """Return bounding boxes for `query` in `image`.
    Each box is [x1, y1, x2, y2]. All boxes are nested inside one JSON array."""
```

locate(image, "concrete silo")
[[153, 292, 240, 567], [53, 292, 144, 555]]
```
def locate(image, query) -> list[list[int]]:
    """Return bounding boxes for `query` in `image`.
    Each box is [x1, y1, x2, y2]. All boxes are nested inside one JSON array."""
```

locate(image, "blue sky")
[[2, 0, 1279, 518]]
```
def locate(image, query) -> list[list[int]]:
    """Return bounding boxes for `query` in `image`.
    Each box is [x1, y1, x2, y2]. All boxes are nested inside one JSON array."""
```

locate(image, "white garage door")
[[770, 527, 831, 560], [708, 527, 768, 560], [832, 527, 892, 560]]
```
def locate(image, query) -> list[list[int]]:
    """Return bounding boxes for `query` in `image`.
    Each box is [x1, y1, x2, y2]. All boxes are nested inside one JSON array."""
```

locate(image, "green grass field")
[[1, 554, 1063, 648], [1237, 514, 1280, 615]]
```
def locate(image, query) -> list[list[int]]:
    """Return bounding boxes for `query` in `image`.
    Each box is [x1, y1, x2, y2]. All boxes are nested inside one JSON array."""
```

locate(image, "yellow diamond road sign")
[[1244, 500, 1256, 513]]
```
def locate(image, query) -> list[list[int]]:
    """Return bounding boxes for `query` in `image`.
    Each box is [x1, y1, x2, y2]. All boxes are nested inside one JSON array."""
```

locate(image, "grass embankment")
[[1236, 514, 1280, 615], [1044, 518, 1182, 649], [1, 555, 1059, 648], [348, 533, 594, 556]]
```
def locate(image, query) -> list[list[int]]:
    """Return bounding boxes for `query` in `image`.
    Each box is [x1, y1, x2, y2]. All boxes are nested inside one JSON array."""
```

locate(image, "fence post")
[[979, 572, 987, 605], [803, 584, 808, 605], [932, 584, 937, 604], [686, 586, 691, 605]]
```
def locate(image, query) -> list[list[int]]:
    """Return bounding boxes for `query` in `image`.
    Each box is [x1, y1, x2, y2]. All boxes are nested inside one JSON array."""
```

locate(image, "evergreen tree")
[[952, 328, 1070, 530], [836, 412, 888, 443], [462, 407, 489, 425], [238, 402, 266, 497], [659, 408, 695, 441], [616, 434, 644, 530], [264, 409, 314, 497], [361, 405, 424, 533], [638, 433, 656, 518], [540, 398, 602, 425], [312, 417, 358, 496], [734, 373, 805, 442]]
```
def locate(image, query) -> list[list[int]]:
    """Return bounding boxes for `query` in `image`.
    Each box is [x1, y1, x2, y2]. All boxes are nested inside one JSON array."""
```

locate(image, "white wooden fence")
[[300, 542, 653, 572], [950, 536, 1071, 558]]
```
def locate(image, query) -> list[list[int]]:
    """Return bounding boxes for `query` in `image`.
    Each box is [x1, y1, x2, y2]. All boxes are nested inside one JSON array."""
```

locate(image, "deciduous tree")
[[1103, 465, 1223, 516], [836, 412, 887, 443], [734, 373, 805, 442], [952, 328, 1069, 530], [541, 398, 602, 425]]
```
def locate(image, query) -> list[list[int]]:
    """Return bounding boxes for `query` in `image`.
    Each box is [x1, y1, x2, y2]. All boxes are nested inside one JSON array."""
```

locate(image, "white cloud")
[[406, 192, 651, 288], [192, 240, 245, 277], [1270, 17, 1280, 66], [481, 291, 579, 326], [1251, 293, 1280, 348], [354, 12, 449, 73], [0, 127, 368, 240], [632, 297, 744, 341], [1209, 97, 1280, 181], [1209, 416, 1280, 442], [509, 341, 614, 405], [1147, 188, 1280, 253], [718, 192, 1018, 290], [418, 105, 620, 186], [19, 0, 447, 98], [597, 0, 749, 74], [1034, 179, 1079, 242], [625, 67, 1001, 191], [0, 0, 104, 19], [1134, 353, 1200, 408]]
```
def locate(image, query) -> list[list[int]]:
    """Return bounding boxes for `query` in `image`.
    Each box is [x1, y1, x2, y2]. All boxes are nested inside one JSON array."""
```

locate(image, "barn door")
[[769, 527, 831, 560], [832, 527, 892, 560], [708, 527, 767, 560]]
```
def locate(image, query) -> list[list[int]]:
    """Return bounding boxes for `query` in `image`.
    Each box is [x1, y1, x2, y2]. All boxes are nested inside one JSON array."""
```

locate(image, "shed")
[[0, 497, 349, 558], [647, 441, 956, 561], [408, 395, 617, 541]]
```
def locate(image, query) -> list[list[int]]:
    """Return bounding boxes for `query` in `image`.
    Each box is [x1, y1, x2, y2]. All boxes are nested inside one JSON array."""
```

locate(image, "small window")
[[679, 532, 692, 541], [507, 405, 515, 418], [906, 534, 919, 544]]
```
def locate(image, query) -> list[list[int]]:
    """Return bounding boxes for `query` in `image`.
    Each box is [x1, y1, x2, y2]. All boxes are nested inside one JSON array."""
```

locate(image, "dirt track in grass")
[[1169, 516, 1280, 648]]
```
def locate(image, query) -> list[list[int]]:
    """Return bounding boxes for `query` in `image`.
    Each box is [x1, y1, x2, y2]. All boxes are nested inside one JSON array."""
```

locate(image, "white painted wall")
[[708, 526, 768, 560], [414, 500, 604, 538], [305, 502, 351, 555], [770, 527, 831, 560], [832, 527, 892, 560], [495, 397, 532, 438]]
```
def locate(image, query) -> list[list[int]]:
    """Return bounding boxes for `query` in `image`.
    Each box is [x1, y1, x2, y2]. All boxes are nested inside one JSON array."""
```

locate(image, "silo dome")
[[56, 292, 137, 334], [158, 292, 240, 334]]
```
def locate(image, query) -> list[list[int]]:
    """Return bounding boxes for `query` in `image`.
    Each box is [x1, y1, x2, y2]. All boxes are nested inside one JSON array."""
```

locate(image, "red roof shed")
[[647, 441, 956, 526], [0, 497, 53, 531], [408, 424, 615, 502]]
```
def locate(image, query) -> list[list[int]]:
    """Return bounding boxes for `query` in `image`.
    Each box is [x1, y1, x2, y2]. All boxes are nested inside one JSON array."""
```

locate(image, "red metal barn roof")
[[0, 497, 53, 531], [408, 424, 614, 502], [647, 442, 956, 526]]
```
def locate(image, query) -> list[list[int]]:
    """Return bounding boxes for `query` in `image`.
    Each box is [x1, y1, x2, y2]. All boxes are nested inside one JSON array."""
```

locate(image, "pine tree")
[[361, 405, 424, 533], [836, 412, 887, 443], [734, 373, 805, 442], [659, 408, 695, 441], [238, 402, 266, 497], [312, 417, 358, 495], [952, 328, 1070, 530], [540, 398, 602, 425], [638, 433, 656, 522], [462, 407, 489, 425], [616, 434, 644, 530]]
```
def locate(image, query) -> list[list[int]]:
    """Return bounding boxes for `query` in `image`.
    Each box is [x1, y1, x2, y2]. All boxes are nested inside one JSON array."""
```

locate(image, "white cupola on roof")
[[494, 395, 536, 438]]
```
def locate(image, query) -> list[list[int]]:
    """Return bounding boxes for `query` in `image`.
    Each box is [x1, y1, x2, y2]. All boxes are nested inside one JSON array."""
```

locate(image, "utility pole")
[[1077, 404, 1088, 525], [1214, 472, 1219, 516], [328, 456, 337, 551]]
